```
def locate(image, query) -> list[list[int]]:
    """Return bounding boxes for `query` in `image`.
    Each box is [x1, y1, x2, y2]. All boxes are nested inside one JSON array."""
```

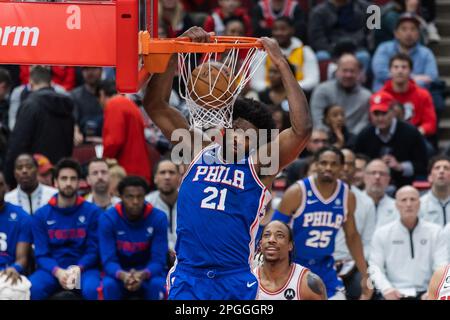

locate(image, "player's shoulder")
[[2, 202, 29, 220]]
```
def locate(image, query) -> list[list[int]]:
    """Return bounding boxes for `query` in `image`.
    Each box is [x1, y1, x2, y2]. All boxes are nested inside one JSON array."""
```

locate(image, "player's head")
[[14, 153, 39, 192], [153, 159, 180, 195], [228, 98, 275, 156], [0, 171, 6, 203], [54, 158, 82, 199], [427, 155, 450, 189], [118, 176, 150, 219], [260, 220, 295, 265], [395, 185, 420, 222], [314, 146, 344, 183], [87, 158, 111, 195]]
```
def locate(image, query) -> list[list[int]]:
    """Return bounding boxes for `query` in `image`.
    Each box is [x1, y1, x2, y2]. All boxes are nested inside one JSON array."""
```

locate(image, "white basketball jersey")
[[436, 265, 450, 300], [255, 263, 309, 300]]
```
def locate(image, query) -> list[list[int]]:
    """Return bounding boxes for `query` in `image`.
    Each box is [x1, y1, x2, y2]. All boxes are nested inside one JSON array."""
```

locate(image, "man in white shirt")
[[334, 149, 376, 299], [363, 159, 398, 230], [420, 155, 450, 227], [85, 158, 120, 210], [369, 186, 448, 300], [145, 159, 180, 256], [5, 154, 56, 214]]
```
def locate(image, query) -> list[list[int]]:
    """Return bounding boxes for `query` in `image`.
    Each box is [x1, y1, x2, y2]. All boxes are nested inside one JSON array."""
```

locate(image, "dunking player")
[[255, 221, 326, 300], [427, 264, 450, 300], [274, 147, 372, 299], [144, 27, 312, 299]]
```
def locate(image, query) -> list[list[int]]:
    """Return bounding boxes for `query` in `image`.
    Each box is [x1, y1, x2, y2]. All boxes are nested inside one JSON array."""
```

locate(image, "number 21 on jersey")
[[201, 187, 228, 211]]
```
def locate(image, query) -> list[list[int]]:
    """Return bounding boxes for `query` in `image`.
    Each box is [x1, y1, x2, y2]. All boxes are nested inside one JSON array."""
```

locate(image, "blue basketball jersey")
[[292, 176, 349, 261], [175, 143, 271, 269]]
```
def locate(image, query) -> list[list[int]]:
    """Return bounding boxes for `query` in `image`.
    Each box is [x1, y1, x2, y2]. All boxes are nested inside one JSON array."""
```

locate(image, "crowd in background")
[[0, 0, 449, 300]]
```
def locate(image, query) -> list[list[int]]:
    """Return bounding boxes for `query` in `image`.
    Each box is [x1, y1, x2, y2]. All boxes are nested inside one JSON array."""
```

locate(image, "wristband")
[[12, 263, 23, 274], [271, 210, 291, 223]]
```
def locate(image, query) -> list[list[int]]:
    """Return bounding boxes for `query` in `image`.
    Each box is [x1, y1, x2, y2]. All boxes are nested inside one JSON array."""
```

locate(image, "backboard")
[[0, 0, 158, 93]]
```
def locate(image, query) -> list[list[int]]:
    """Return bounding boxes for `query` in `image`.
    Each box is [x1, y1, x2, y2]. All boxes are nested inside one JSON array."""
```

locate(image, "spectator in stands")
[[334, 149, 375, 300], [30, 158, 102, 300], [99, 80, 152, 184], [4, 66, 74, 189], [19, 66, 76, 92], [443, 224, 450, 259], [85, 158, 120, 210], [251, 17, 319, 94], [308, 0, 372, 72], [108, 163, 127, 198], [419, 155, 450, 227], [223, 15, 246, 37], [98, 176, 168, 300], [322, 104, 356, 149], [71, 67, 104, 145], [284, 128, 329, 186], [363, 159, 399, 230], [5, 154, 57, 215], [369, 185, 448, 300], [376, 53, 437, 140], [203, 0, 252, 36], [0, 171, 33, 300], [34, 153, 54, 187], [374, 0, 429, 47], [372, 12, 439, 92], [310, 53, 371, 135], [257, 60, 296, 109], [354, 153, 370, 190], [0, 68, 11, 169], [252, 0, 307, 40], [354, 91, 427, 188], [146, 159, 181, 253], [159, 0, 194, 38]]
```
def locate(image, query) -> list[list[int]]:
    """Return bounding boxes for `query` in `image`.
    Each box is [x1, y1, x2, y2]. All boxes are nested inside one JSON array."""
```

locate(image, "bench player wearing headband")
[[144, 26, 312, 300], [255, 220, 326, 300]]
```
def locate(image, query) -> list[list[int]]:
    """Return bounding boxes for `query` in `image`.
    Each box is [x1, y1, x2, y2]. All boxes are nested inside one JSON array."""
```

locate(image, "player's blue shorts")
[[296, 256, 344, 299], [167, 264, 258, 300]]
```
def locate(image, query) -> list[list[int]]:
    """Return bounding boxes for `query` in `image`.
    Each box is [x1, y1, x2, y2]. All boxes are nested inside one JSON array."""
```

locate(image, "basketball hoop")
[[140, 34, 267, 129]]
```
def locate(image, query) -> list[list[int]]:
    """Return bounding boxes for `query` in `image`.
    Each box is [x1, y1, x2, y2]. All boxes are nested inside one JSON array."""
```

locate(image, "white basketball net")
[[178, 43, 266, 129]]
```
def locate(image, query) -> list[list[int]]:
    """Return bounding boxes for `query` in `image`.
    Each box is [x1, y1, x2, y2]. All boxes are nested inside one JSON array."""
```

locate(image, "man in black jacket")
[[4, 66, 74, 188], [354, 91, 427, 189]]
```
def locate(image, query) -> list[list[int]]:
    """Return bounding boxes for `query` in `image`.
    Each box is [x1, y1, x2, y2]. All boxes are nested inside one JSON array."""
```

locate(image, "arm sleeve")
[[145, 213, 169, 277], [32, 214, 60, 275], [298, 46, 320, 92], [77, 209, 100, 270], [369, 229, 394, 293], [98, 214, 123, 279], [102, 104, 126, 159]]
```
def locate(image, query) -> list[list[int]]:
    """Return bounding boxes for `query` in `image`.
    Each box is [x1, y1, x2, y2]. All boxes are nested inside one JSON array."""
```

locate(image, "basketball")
[[187, 62, 237, 109]]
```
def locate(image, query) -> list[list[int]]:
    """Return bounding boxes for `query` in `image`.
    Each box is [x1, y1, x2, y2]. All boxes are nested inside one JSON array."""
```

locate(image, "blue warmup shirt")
[[292, 176, 349, 261], [99, 202, 168, 279], [0, 202, 32, 271], [175, 143, 271, 270], [31, 195, 101, 274]]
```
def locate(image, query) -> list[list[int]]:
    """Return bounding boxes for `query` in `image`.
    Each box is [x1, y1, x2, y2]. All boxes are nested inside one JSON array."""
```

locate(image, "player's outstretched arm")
[[427, 266, 447, 300], [256, 37, 312, 181], [143, 27, 211, 142], [342, 191, 373, 300], [301, 271, 327, 300]]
